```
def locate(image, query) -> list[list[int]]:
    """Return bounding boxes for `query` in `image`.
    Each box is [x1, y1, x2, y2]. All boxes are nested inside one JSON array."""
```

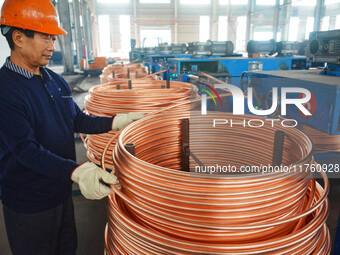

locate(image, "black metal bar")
[[128, 80, 132, 89], [272, 130, 285, 167], [127, 68, 130, 79], [112, 71, 115, 78], [181, 118, 190, 172], [116, 84, 120, 90], [166, 79, 170, 89], [125, 143, 135, 156], [189, 151, 205, 168], [161, 85, 165, 89]]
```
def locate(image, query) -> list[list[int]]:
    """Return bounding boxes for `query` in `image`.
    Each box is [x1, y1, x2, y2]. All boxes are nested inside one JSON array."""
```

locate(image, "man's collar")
[[4, 57, 52, 81]]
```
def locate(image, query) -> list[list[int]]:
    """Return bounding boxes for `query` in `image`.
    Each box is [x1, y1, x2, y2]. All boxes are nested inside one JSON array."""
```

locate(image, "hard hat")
[[0, 0, 67, 35]]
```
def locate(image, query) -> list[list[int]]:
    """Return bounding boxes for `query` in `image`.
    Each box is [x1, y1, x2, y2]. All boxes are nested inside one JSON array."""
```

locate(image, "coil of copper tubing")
[[82, 81, 199, 170], [278, 117, 340, 154], [298, 124, 340, 153], [100, 63, 149, 83], [101, 102, 330, 254]]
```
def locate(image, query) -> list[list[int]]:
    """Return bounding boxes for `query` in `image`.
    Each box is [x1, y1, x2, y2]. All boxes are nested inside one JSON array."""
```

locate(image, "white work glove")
[[112, 112, 145, 131], [71, 162, 118, 200]]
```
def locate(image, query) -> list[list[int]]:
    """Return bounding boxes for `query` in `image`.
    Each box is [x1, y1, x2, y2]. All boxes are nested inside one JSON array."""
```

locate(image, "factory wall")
[[95, 0, 340, 55]]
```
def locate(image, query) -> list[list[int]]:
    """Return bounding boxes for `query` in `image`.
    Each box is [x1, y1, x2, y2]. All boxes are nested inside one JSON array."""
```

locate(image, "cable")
[[103, 105, 330, 254]]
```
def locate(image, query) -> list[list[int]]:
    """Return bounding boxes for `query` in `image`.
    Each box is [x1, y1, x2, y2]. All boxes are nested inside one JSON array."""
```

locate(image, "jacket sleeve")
[[0, 89, 78, 182], [73, 103, 114, 134]]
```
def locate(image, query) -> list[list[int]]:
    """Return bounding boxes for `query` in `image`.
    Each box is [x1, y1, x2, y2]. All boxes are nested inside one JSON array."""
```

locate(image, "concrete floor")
[[0, 66, 339, 254]]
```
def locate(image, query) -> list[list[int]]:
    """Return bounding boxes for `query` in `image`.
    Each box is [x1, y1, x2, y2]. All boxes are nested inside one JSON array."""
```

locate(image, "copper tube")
[[298, 124, 340, 153], [139, 69, 167, 80], [279, 117, 340, 154], [82, 81, 199, 170], [102, 105, 330, 254], [100, 63, 150, 83]]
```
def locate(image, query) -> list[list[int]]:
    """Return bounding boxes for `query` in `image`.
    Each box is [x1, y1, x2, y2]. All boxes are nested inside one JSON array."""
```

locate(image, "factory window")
[[336, 15, 340, 29], [219, 0, 248, 5], [277, 32, 281, 41], [321, 16, 330, 31], [292, 0, 316, 6], [305, 17, 314, 39], [140, 0, 170, 3], [200, 16, 210, 42], [119, 15, 131, 57], [253, 32, 273, 41], [181, 0, 210, 4], [140, 29, 171, 47], [256, 0, 275, 5], [98, 15, 111, 55], [325, 0, 340, 4], [235, 16, 247, 52], [288, 17, 299, 41], [218, 16, 228, 41], [98, 0, 129, 3], [231, 0, 248, 4]]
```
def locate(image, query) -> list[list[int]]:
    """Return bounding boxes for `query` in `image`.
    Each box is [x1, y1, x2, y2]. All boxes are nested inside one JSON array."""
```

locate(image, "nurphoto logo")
[[201, 83, 312, 116]]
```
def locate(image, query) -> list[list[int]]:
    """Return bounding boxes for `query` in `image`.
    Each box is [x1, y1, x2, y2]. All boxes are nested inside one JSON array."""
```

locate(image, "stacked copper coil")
[[82, 81, 199, 170], [100, 63, 150, 83], [104, 108, 330, 254]]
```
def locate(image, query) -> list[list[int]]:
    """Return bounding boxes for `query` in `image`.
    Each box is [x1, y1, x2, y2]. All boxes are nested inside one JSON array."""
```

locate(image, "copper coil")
[[82, 81, 199, 170], [103, 107, 330, 254], [298, 124, 340, 153], [100, 63, 149, 83]]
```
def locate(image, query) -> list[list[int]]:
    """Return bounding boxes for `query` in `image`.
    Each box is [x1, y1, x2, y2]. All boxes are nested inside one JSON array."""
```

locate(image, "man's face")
[[21, 32, 57, 67]]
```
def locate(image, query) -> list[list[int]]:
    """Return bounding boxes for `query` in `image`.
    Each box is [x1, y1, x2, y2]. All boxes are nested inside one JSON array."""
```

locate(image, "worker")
[[0, 1, 143, 254]]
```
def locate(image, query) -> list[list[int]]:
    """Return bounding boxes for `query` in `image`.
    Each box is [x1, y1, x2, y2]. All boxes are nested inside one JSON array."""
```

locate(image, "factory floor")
[[0, 65, 339, 254]]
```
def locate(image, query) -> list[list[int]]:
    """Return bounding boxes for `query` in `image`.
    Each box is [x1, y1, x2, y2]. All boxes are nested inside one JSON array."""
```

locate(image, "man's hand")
[[112, 112, 145, 131], [71, 162, 118, 200]]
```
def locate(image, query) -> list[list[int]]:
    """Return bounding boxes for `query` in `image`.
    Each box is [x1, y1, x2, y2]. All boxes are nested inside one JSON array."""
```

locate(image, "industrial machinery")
[[247, 39, 277, 55], [81, 57, 108, 76], [171, 43, 188, 54], [167, 55, 307, 84], [245, 69, 339, 135], [188, 42, 212, 56], [188, 40, 234, 57], [245, 29, 340, 157], [143, 41, 237, 78], [247, 39, 306, 56], [159, 44, 173, 54], [307, 29, 340, 75], [130, 40, 237, 72], [245, 34, 340, 248], [145, 54, 190, 77]]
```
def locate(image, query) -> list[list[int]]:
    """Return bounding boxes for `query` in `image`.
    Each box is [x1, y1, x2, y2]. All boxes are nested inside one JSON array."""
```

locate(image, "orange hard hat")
[[0, 0, 67, 35]]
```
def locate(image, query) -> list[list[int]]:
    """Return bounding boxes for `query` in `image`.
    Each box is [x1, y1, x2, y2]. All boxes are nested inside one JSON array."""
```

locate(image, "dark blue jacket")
[[0, 60, 113, 213]]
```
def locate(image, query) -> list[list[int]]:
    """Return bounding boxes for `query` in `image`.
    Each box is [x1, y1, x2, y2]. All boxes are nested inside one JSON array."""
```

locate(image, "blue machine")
[[167, 56, 307, 86], [243, 33, 340, 253], [246, 69, 340, 162], [130, 49, 157, 64], [144, 54, 191, 76], [166, 56, 306, 115], [247, 69, 340, 135]]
